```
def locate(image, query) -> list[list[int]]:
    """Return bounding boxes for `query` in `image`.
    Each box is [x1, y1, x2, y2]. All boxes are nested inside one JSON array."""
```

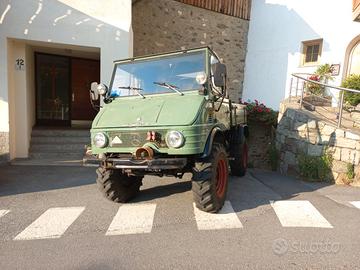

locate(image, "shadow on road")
[[0, 165, 95, 197]]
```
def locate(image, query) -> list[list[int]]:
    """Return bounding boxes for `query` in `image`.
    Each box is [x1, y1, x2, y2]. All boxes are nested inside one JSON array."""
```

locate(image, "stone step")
[[31, 136, 90, 144], [30, 143, 87, 152], [31, 129, 90, 137]]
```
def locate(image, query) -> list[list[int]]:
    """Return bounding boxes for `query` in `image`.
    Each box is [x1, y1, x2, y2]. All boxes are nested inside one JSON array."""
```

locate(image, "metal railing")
[[289, 73, 360, 128]]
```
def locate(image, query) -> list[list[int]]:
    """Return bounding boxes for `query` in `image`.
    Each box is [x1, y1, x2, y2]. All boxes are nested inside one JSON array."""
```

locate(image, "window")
[[301, 39, 323, 66]]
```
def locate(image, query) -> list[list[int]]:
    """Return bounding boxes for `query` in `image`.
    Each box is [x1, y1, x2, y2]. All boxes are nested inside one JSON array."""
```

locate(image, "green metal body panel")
[[90, 47, 245, 157]]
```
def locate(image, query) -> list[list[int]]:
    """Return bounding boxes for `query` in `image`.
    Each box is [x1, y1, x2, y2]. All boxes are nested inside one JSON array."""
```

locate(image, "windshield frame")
[[108, 47, 211, 99]]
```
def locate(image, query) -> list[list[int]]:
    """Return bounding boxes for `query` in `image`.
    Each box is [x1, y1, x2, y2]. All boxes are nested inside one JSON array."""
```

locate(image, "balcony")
[[353, 0, 360, 21]]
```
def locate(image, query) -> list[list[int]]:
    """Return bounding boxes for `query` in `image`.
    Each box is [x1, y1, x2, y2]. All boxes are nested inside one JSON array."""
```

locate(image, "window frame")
[[301, 39, 323, 67]]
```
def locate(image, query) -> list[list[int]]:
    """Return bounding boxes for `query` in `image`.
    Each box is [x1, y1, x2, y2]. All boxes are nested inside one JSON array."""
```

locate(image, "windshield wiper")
[[153, 82, 183, 96], [118, 86, 145, 99]]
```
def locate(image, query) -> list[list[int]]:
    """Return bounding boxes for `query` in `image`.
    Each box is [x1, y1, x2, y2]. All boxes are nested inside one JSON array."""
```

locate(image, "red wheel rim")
[[243, 143, 248, 169], [216, 158, 227, 198]]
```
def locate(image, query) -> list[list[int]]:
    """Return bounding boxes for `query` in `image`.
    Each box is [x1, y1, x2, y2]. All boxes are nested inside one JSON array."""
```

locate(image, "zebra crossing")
[[1, 200, 359, 241]]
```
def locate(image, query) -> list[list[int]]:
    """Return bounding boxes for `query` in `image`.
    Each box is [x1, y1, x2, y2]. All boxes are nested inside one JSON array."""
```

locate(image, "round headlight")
[[93, 132, 108, 148], [196, 72, 207, 85], [166, 131, 184, 148], [97, 84, 108, 96]]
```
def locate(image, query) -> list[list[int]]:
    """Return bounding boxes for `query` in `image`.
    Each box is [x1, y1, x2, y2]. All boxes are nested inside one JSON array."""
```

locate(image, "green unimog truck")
[[85, 47, 249, 213]]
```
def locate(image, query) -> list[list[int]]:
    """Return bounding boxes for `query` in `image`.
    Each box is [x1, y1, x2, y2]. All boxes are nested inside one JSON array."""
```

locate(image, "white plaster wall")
[[243, 0, 360, 109], [0, 0, 133, 158]]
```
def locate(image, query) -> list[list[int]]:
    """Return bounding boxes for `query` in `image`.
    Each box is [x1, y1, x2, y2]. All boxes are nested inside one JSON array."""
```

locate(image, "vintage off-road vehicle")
[[85, 47, 248, 213]]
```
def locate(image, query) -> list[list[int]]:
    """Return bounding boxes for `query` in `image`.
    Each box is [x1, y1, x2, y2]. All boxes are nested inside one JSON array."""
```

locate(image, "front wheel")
[[96, 167, 143, 203], [191, 143, 229, 213]]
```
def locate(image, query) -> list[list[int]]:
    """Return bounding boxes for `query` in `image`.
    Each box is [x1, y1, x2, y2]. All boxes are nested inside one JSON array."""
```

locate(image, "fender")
[[202, 124, 249, 158], [201, 127, 223, 158]]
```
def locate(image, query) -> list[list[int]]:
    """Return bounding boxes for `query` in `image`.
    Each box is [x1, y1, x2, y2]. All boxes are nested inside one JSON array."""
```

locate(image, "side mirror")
[[212, 63, 227, 88], [90, 82, 99, 101]]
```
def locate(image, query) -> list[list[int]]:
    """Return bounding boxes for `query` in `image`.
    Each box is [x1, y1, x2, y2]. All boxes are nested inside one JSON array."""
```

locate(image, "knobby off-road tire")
[[192, 143, 229, 213], [96, 167, 143, 203], [230, 140, 248, 177]]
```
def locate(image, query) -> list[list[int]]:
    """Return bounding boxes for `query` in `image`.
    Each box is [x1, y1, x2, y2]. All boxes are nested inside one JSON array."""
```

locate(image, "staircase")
[[12, 128, 90, 166]]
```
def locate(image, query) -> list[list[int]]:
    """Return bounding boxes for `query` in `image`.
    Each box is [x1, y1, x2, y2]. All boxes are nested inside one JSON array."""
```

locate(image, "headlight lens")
[[97, 84, 108, 95], [166, 131, 184, 148], [196, 72, 207, 85], [93, 132, 108, 148]]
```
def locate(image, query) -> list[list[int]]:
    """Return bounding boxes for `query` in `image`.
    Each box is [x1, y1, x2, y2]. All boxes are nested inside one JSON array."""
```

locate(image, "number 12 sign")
[[15, 58, 25, 71]]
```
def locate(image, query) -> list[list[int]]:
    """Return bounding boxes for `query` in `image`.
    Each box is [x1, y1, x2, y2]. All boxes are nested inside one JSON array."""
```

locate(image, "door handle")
[[72, 93, 75, 102]]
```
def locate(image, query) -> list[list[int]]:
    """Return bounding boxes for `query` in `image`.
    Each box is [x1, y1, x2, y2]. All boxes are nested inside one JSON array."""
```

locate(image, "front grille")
[[108, 131, 147, 148], [107, 131, 168, 148]]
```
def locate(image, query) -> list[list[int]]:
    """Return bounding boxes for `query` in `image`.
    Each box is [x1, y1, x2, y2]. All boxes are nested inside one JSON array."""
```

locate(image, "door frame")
[[34, 52, 100, 127], [343, 35, 360, 80]]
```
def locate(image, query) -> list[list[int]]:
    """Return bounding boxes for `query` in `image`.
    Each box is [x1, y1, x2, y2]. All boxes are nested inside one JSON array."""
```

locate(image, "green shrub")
[[346, 163, 355, 180], [342, 74, 360, 106], [298, 150, 333, 182], [305, 64, 334, 96]]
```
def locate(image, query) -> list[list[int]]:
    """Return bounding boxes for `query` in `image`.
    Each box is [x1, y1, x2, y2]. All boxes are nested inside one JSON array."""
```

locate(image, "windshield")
[[109, 51, 206, 98]]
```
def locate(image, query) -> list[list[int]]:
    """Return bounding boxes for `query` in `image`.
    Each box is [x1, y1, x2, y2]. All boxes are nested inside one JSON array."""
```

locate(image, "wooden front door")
[[71, 58, 100, 121], [35, 53, 71, 126]]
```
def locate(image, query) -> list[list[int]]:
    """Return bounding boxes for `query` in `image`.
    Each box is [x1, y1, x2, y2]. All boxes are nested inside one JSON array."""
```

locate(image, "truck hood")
[[92, 93, 205, 128]]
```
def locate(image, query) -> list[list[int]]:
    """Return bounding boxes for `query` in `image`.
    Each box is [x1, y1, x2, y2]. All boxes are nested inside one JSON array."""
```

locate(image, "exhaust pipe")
[[135, 146, 154, 160]]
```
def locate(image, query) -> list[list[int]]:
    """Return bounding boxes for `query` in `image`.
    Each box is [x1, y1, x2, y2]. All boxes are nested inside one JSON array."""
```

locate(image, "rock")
[[284, 151, 297, 165], [321, 125, 336, 136], [307, 120, 317, 129], [345, 131, 360, 140], [332, 160, 348, 174], [340, 148, 356, 163], [335, 129, 345, 138], [293, 121, 307, 132], [332, 147, 341, 161], [350, 111, 360, 122], [307, 144, 323, 156], [335, 137, 357, 149], [335, 173, 351, 185]]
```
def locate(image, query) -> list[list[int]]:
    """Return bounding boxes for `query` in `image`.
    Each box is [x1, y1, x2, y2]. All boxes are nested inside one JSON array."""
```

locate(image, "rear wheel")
[[192, 143, 229, 213], [96, 167, 143, 203], [230, 141, 248, 176]]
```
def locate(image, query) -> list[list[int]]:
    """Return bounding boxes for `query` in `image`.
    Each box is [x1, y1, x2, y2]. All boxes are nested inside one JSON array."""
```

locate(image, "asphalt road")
[[0, 165, 360, 270]]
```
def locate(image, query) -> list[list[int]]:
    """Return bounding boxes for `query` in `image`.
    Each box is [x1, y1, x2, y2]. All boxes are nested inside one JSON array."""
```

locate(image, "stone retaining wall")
[[247, 121, 273, 170], [276, 102, 360, 185]]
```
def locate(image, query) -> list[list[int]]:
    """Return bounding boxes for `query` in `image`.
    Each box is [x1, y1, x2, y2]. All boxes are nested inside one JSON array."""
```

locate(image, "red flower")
[[266, 108, 271, 113], [257, 107, 263, 113]]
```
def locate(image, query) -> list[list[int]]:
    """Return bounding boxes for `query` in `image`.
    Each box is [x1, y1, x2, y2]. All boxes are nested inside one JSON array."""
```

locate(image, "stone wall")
[[132, 0, 249, 101], [276, 102, 360, 185], [0, 132, 9, 163], [247, 121, 274, 170]]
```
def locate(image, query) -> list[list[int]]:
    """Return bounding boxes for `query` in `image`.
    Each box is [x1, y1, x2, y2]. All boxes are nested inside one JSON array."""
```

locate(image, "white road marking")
[[0, 210, 10, 218], [270, 200, 333, 228], [193, 201, 243, 230], [350, 201, 360, 209], [106, 204, 157, 235], [14, 207, 85, 240]]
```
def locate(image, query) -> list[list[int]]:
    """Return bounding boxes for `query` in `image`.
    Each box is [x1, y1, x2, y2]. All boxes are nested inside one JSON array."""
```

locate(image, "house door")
[[35, 53, 71, 126], [35, 53, 100, 126], [71, 58, 100, 121]]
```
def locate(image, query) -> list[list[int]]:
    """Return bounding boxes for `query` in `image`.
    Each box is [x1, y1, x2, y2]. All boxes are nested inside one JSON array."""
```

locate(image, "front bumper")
[[83, 155, 187, 170]]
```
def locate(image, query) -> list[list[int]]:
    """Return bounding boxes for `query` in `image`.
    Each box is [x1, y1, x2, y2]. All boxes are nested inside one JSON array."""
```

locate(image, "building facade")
[[0, 0, 132, 161], [243, 0, 360, 109]]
